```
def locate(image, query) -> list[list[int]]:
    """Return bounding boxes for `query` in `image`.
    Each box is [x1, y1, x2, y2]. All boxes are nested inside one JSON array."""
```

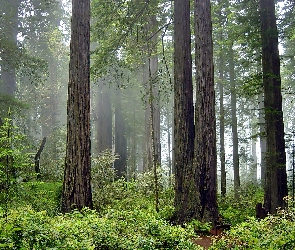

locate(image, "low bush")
[[218, 183, 264, 225], [0, 206, 202, 249], [211, 197, 295, 249]]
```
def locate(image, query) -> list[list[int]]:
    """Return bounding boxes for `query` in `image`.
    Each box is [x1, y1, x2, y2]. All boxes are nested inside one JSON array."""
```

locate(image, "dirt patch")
[[193, 236, 213, 249]]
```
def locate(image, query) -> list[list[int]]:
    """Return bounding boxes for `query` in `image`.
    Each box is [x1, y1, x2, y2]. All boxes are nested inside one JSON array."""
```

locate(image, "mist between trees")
[[1, 0, 295, 248]]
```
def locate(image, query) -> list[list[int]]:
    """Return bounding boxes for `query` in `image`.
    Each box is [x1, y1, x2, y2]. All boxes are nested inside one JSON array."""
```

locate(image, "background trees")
[[0, 0, 294, 229]]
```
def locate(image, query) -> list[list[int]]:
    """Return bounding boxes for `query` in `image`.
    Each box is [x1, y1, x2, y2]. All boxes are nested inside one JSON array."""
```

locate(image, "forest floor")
[[193, 236, 213, 249]]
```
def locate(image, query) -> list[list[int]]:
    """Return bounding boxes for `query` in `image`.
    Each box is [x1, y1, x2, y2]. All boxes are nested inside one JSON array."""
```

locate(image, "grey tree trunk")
[[142, 14, 161, 172], [0, 0, 19, 97], [114, 88, 127, 179], [251, 111, 258, 184], [62, 0, 93, 212], [229, 44, 240, 198], [258, 92, 266, 184], [219, 59, 226, 196], [217, 0, 226, 197], [96, 82, 112, 154]]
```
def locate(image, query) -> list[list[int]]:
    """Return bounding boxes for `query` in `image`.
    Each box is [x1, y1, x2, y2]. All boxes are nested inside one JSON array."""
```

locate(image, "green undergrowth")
[[0, 180, 202, 250], [2, 179, 295, 249], [210, 204, 295, 249], [0, 206, 204, 249], [218, 184, 264, 226], [6, 181, 62, 216]]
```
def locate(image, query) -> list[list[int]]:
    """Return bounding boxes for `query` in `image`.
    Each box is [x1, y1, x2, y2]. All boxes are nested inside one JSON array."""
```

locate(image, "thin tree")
[[217, 0, 226, 196], [229, 44, 240, 198], [62, 0, 93, 212], [96, 82, 112, 154], [219, 57, 226, 196], [173, 0, 197, 224], [259, 0, 288, 213], [114, 88, 127, 179]]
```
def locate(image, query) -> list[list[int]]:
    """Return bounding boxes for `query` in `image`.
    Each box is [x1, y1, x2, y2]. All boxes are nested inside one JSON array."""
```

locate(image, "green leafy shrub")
[[0, 206, 202, 249], [218, 183, 264, 225], [40, 126, 66, 181], [91, 149, 120, 210], [188, 219, 212, 235], [211, 197, 295, 249], [91, 150, 175, 219], [16, 181, 62, 216], [0, 115, 34, 214]]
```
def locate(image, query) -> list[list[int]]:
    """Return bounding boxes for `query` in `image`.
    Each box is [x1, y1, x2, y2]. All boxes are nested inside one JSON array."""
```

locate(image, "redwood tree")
[[259, 0, 288, 213], [62, 0, 93, 212], [173, 0, 197, 224], [194, 0, 218, 222]]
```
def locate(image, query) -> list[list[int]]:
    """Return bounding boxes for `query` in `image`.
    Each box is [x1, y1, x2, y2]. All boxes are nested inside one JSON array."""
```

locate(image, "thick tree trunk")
[[194, 0, 218, 223], [173, 0, 197, 224], [62, 0, 93, 212], [259, 0, 288, 213]]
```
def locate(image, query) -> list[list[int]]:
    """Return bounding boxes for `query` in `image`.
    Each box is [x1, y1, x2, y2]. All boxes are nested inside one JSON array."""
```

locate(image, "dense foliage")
[[2, 178, 295, 249], [212, 198, 295, 249]]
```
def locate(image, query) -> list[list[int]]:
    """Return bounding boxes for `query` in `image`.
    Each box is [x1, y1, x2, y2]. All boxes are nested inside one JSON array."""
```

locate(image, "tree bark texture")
[[62, 0, 93, 212], [259, 0, 288, 213], [174, 0, 197, 224], [194, 0, 218, 222]]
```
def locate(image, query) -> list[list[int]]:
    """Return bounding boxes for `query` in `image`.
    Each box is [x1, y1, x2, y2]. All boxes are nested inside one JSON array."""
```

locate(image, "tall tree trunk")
[[0, 0, 19, 97], [173, 0, 197, 224], [62, 0, 93, 212], [219, 58, 226, 196], [114, 88, 127, 179], [229, 44, 240, 198], [259, 92, 266, 184], [251, 111, 258, 184], [96, 82, 112, 154], [217, 0, 226, 195], [259, 0, 288, 213], [194, 0, 218, 223], [166, 106, 172, 177], [143, 15, 161, 172]]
